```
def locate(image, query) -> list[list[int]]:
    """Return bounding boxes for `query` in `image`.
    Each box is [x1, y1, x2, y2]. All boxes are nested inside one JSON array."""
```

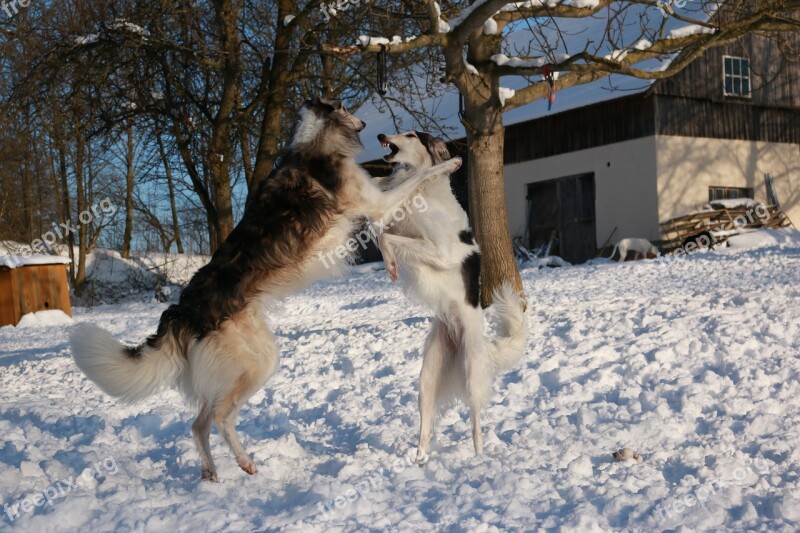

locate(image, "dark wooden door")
[[527, 180, 559, 256], [527, 173, 596, 263]]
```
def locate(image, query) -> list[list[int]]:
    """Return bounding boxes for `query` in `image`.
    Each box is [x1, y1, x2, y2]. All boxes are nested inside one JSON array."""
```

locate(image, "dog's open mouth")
[[381, 140, 399, 161]]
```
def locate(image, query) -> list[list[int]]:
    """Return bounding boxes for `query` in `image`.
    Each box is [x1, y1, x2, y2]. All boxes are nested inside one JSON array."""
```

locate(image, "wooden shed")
[[0, 256, 72, 327]]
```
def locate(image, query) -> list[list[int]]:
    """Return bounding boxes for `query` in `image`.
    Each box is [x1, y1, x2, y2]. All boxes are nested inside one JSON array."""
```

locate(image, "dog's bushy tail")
[[70, 323, 186, 403], [487, 282, 528, 374]]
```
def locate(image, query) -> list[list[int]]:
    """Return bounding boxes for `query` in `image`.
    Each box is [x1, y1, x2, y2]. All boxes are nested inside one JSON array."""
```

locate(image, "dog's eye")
[[406, 133, 415, 138]]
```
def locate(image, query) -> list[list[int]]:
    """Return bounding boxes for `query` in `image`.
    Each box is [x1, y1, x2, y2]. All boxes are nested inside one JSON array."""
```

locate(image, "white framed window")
[[723, 56, 751, 97]]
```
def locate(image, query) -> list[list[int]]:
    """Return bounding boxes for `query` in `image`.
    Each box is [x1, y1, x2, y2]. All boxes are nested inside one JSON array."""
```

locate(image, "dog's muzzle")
[[378, 134, 399, 161]]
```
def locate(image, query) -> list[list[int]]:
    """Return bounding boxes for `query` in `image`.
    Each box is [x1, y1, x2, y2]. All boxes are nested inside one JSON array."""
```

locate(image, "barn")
[[358, 32, 800, 264]]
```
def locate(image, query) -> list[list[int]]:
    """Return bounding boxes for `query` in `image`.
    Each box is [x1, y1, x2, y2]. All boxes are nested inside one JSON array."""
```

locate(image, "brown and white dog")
[[70, 98, 461, 481]]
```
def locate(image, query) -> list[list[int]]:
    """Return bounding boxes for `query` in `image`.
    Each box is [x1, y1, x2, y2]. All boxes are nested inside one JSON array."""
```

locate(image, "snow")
[[491, 52, 571, 67], [498, 87, 516, 106], [605, 49, 629, 62], [499, 0, 554, 11], [283, 15, 296, 26], [357, 35, 402, 47], [74, 34, 98, 46], [106, 19, 151, 37], [667, 24, 716, 39], [726, 228, 800, 249], [567, 0, 601, 7], [483, 18, 498, 35], [1, 243, 800, 530], [705, 198, 760, 210], [14, 310, 74, 329], [0, 255, 71, 269]]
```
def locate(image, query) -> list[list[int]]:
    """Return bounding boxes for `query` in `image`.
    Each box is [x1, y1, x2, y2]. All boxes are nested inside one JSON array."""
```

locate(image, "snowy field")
[[1, 240, 799, 532]]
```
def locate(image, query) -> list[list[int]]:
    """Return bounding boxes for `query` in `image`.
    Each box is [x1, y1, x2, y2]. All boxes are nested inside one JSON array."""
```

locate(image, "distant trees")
[[0, 0, 383, 264], [4, 1, 796, 302]]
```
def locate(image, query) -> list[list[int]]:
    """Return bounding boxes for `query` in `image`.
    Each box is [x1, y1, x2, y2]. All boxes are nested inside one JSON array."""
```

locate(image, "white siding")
[[502, 136, 800, 255], [503, 136, 660, 248]]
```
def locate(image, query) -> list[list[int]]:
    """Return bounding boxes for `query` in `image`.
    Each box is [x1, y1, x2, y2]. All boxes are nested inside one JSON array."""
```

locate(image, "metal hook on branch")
[[377, 44, 387, 96]]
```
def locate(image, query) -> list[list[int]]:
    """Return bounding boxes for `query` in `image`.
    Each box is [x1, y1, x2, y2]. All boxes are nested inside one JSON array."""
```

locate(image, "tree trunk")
[[157, 130, 184, 253], [22, 152, 34, 243], [249, 97, 283, 199], [73, 133, 87, 295], [122, 119, 135, 258], [206, 156, 234, 250], [22, 109, 35, 243], [56, 140, 76, 283], [240, 130, 254, 190], [464, 123, 523, 308], [248, 0, 295, 200], [455, 27, 523, 307], [204, 0, 240, 249]]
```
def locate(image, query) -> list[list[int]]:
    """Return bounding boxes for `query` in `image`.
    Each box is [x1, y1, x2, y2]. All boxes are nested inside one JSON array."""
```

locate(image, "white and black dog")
[[374, 131, 528, 462], [70, 99, 461, 481]]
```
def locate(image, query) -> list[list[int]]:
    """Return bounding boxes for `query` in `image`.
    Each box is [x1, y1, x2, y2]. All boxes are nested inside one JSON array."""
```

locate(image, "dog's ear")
[[318, 97, 342, 111], [418, 132, 452, 165]]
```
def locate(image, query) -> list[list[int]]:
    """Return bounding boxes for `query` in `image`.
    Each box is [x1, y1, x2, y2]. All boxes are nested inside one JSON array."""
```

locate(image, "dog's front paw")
[[201, 469, 218, 482], [446, 157, 463, 173]]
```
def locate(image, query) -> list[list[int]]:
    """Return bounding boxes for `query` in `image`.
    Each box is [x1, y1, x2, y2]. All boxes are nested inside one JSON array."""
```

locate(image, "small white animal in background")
[[610, 238, 659, 263]]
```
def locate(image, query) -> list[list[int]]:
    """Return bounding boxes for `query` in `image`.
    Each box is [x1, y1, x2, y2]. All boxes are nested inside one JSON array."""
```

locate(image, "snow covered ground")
[[1, 240, 799, 532]]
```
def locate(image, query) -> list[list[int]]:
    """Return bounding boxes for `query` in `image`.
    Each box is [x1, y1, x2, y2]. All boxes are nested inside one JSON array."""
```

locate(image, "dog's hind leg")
[[415, 320, 448, 464], [466, 359, 489, 456], [192, 402, 217, 481], [462, 311, 492, 456], [213, 375, 258, 475], [470, 411, 483, 455]]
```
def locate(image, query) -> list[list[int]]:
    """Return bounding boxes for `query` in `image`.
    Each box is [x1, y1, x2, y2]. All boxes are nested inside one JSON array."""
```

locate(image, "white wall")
[[503, 136, 661, 248], [502, 135, 800, 254], [656, 136, 800, 226]]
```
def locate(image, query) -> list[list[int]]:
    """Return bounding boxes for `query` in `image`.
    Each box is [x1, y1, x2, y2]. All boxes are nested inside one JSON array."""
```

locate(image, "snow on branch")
[[492, 53, 571, 67], [667, 23, 716, 39], [106, 19, 151, 38], [357, 35, 405, 47], [323, 32, 445, 55], [498, 87, 516, 105]]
